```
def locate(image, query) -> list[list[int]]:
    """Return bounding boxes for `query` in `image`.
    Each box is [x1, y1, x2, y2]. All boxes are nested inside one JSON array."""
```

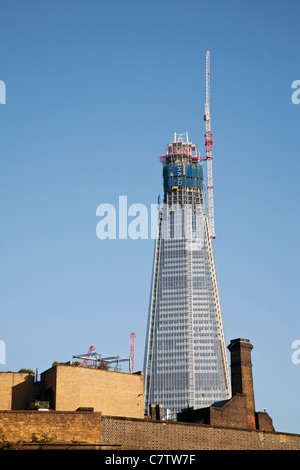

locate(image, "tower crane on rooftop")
[[83, 345, 95, 366], [130, 332, 136, 374], [204, 51, 216, 239]]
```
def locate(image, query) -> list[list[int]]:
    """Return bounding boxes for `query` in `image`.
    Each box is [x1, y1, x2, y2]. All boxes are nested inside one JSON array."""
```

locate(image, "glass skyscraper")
[[143, 132, 230, 419]]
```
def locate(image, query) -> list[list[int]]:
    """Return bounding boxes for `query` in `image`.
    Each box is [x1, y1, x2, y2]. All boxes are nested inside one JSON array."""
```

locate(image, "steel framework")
[[72, 352, 132, 372]]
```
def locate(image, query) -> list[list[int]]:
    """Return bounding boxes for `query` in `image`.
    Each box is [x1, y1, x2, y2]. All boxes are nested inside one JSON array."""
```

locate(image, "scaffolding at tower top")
[[159, 133, 198, 164]]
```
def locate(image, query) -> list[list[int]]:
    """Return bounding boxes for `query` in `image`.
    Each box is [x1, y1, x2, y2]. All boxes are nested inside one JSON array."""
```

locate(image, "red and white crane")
[[204, 51, 216, 239], [83, 345, 95, 366], [130, 332, 136, 374]]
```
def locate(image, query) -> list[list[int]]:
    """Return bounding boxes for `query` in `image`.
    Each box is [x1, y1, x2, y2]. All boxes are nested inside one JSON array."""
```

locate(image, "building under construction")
[[143, 52, 230, 419]]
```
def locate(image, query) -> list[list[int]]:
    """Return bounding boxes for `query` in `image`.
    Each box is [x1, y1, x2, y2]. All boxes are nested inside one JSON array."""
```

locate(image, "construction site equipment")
[[72, 351, 131, 372], [204, 51, 216, 239], [130, 333, 136, 374], [83, 345, 95, 366]]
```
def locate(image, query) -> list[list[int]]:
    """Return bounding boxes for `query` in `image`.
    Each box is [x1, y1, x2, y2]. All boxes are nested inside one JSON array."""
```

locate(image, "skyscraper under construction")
[[143, 52, 231, 419]]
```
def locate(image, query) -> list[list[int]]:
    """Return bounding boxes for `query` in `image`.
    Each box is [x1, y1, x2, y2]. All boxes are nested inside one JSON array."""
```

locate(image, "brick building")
[[0, 372, 35, 411], [39, 365, 144, 418], [177, 338, 274, 432]]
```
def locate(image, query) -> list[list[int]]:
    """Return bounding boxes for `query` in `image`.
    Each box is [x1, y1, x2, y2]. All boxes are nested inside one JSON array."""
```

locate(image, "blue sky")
[[0, 0, 299, 433]]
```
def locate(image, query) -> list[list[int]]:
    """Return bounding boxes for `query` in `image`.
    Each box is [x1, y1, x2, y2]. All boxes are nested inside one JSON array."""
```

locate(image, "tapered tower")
[[143, 132, 230, 419]]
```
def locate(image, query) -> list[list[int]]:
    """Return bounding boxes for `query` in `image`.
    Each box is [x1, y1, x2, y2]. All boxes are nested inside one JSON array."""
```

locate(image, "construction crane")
[[83, 345, 95, 366], [204, 51, 216, 239], [130, 333, 136, 374]]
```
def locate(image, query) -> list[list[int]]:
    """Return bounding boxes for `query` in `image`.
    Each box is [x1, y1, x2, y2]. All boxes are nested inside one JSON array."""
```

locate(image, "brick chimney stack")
[[227, 338, 256, 430]]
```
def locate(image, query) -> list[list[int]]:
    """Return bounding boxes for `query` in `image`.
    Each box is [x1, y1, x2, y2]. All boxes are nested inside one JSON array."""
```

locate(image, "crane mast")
[[83, 345, 95, 366], [204, 51, 215, 239], [130, 332, 136, 374]]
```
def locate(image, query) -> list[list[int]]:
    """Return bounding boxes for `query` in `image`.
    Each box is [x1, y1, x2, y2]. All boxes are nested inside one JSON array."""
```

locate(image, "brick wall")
[[100, 416, 300, 450], [1, 411, 300, 449], [0, 411, 101, 444]]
